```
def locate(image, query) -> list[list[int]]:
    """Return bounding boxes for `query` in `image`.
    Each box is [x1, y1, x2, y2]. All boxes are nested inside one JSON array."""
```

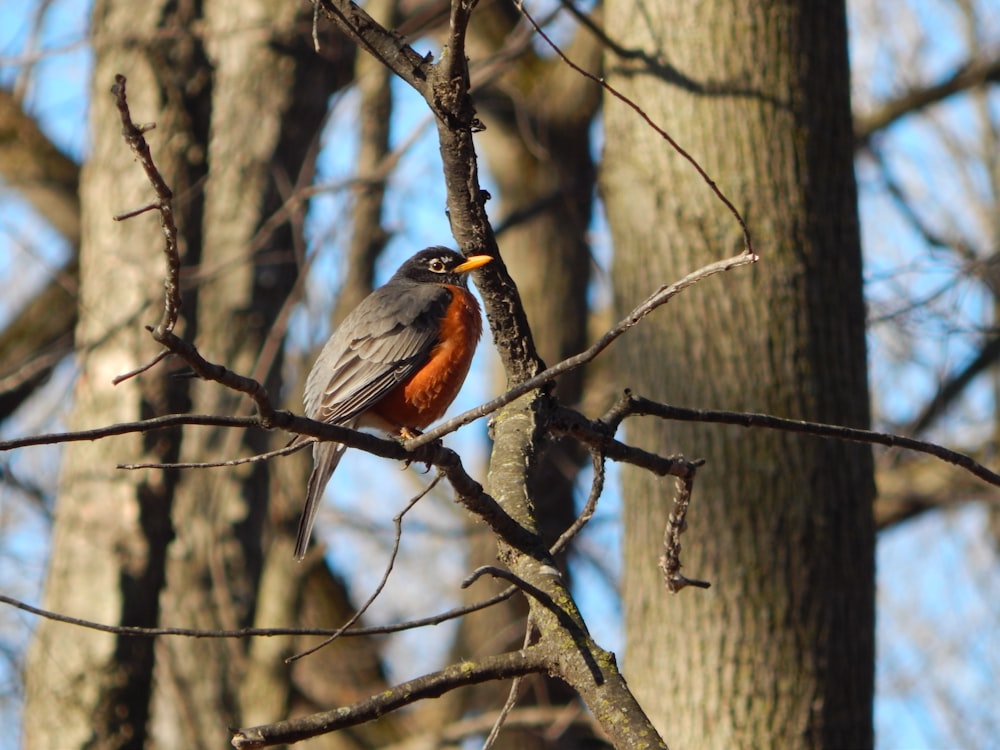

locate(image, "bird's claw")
[[397, 427, 440, 474]]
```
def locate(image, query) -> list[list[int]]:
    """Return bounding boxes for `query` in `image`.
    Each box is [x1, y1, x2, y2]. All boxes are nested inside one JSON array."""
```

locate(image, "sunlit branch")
[[110, 75, 180, 336], [622, 395, 1000, 488], [231, 648, 550, 748], [660, 472, 711, 592]]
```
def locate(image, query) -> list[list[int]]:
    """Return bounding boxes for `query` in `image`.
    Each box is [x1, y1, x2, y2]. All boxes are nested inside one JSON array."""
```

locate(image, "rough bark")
[[22, 2, 207, 746], [602, 2, 875, 748], [443, 9, 604, 749]]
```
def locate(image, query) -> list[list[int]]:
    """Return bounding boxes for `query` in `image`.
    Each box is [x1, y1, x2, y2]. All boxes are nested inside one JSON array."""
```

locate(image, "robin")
[[294, 246, 493, 560]]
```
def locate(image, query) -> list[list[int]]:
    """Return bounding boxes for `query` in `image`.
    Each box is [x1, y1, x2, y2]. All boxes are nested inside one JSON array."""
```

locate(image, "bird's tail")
[[294, 441, 347, 561]]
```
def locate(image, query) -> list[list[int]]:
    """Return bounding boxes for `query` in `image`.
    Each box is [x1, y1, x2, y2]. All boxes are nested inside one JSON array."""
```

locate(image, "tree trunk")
[[146, 0, 302, 742], [22, 2, 209, 747], [23, 1, 367, 747], [602, 3, 875, 748]]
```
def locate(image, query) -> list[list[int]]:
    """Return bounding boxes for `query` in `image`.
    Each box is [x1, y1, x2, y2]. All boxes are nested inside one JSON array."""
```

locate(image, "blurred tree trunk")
[[147, 0, 324, 744], [0, 90, 79, 423], [22, 1, 389, 747], [603, 2, 875, 748], [23, 2, 210, 746]]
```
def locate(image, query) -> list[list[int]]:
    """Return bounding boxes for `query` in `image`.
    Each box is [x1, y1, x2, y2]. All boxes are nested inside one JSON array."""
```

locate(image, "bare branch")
[[109, 75, 180, 336], [0, 413, 259, 451], [133, 323, 280, 423], [551, 406, 702, 478], [1, 402, 541, 560], [482, 622, 535, 750], [549, 448, 605, 556], [315, 0, 434, 94], [514, 0, 755, 260], [231, 648, 550, 748], [660, 472, 711, 592], [111, 349, 171, 385], [117, 441, 306, 470], [0, 586, 515, 641], [855, 54, 1000, 144], [288, 476, 440, 662], [621, 395, 1000, 488]]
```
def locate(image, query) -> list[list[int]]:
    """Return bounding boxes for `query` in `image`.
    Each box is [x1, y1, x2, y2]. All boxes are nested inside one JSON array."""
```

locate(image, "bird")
[[294, 247, 492, 560]]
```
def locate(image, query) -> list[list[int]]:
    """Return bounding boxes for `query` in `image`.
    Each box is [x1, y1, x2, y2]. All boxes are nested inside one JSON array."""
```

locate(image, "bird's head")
[[394, 247, 493, 286]]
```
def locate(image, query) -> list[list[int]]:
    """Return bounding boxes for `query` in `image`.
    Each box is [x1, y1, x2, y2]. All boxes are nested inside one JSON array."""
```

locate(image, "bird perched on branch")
[[294, 247, 492, 560]]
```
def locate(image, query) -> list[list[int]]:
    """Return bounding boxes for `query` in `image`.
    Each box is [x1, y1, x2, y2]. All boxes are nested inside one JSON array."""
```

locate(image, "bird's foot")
[[396, 427, 439, 474]]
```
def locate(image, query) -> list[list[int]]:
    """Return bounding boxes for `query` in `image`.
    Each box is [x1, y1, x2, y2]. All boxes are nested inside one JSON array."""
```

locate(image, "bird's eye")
[[429, 259, 447, 273]]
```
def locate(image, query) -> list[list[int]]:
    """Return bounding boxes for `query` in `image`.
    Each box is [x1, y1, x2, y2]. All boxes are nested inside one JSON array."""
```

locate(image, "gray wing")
[[304, 281, 451, 424]]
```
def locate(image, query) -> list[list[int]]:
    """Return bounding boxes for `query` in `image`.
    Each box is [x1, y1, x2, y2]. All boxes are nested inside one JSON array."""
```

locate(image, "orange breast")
[[371, 286, 483, 431]]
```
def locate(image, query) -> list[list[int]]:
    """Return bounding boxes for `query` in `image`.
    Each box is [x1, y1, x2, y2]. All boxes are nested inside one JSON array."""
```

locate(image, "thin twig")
[[659, 473, 711, 592], [626, 396, 1000, 488], [112, 202, 160, 221], [551, 405, 702, 478], [463, 566, 602, 683], [117, 441, 307, 470], [111, 350, 171, 385], [287, 475, 441, 662], [0, 414, 260, 450], [463, 567, 561, 615], [110, 74, 180, 336], [0, 504, 649, 642], [232, 648, 550, 748], [0, 585, 517, 641], [111, 74, 281, 422], [549, 448, 605, 556], [482, 621, 534, 749], [514, 0, 755, 260]]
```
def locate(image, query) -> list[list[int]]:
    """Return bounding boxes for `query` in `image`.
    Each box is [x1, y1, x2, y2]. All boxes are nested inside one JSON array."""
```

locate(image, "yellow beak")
[[453, 254, 493, 273]]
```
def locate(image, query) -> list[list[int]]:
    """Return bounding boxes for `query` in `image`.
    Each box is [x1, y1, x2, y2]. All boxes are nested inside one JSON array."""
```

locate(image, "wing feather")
[[304, 281, 451, 424]]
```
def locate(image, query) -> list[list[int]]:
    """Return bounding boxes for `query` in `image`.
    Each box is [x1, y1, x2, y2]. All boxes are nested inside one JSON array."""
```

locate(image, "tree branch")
[[0, 88, 81, 244], [288, 477, 439, 662], [0, 585, 517, 641], [515, 0, 755, 260], [854, 53, 1000, 144], [316, 0, 433, 94], [905, 334, 1000, 437], [660, 472, 711, 592], [620, 395, 1000, 488], [231, 648, 550, 748], [109, 75, 181, 337]]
